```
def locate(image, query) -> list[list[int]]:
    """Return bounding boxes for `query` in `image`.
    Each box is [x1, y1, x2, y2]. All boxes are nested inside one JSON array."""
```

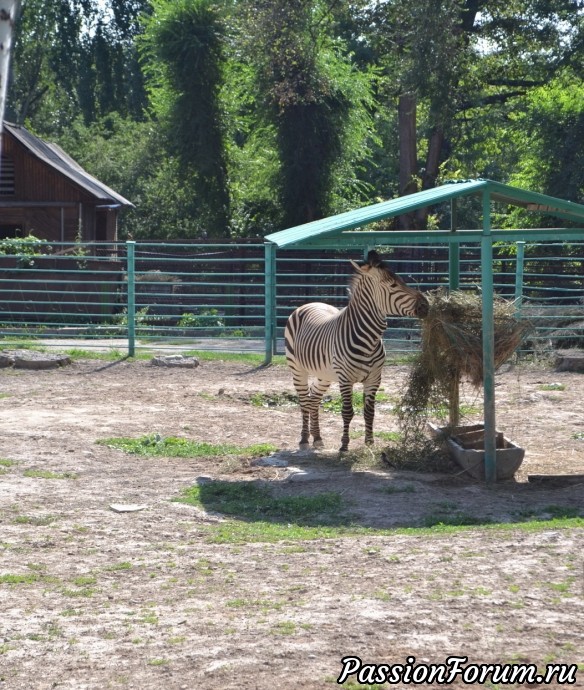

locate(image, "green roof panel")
[[265, 179, 584, 248]]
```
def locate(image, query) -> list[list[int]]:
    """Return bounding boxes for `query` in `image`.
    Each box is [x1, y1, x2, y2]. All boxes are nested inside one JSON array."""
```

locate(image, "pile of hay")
[[383, 288, 532, 471], [419, 287, 532, 388]]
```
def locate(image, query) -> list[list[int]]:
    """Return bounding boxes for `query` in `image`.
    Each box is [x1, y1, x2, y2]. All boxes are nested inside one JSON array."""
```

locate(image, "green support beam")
[[126, 240, 136, 357], [264, 242, 276, 364], [481, 193, 497, 483]]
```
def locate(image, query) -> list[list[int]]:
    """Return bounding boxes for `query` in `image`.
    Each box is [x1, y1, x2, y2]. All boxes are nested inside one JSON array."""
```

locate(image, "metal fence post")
[[449, 199, 460, 291], [481, 192, 497, 484], [514, 241, 525, 317], [264, 242, 276, 364], [126, 240, 136, 357]]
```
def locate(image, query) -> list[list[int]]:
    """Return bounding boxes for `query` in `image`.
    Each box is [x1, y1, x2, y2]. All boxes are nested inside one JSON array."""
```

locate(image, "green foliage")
[[97, 434, 277, 458], [10, 0, 147, 130], [23, 469, 77, 480], [0, 235, 51, 267], [11, 0, 584, 239], [177, 310, 225, 330], [509, 76, 584, 221]]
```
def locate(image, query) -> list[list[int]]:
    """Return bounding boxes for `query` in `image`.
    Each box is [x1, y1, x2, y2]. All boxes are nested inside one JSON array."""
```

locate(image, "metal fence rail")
[[0, 240, 582, 357]]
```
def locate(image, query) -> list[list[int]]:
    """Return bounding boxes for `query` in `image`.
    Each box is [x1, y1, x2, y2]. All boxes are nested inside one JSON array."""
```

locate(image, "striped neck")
[[347, 277, 388, 332]]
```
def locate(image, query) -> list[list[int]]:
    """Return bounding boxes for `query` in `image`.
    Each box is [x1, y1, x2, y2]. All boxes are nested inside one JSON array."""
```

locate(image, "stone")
[[109, 504, 148, 513], [251, 455, 289, 467], [0, 352, 15, 368], [554, 349, 584, 373], [151, 354, 200, 368], [7, 351, 72, 369]]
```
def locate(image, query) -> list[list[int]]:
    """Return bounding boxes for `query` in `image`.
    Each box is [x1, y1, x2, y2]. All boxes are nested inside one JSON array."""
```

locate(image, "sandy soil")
[[0, 356, 583, 690]]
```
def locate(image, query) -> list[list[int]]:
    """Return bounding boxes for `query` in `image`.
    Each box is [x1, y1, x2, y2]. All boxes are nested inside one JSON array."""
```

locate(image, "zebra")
[[284, 250, 429, 452]]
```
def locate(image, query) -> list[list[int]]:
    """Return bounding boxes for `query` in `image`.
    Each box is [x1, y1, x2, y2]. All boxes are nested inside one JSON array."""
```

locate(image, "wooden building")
[[0, 121, 133, 243]]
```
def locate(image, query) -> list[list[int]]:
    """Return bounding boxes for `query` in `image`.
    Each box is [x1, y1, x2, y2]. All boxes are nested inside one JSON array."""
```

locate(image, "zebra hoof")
[[339, 446, 349, 454], [313, 439, 324, 449], [299, 442, 311, 451]]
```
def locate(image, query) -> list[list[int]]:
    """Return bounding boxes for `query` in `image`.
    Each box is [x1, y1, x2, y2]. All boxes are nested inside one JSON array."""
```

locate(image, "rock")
[[252, 455, 289, 467], [151, 354, 200, 368], [286, 468, 329, 482], [109, 504, 148, 513], [554, 349, 584, 372], [3, 350, 72, 369], [0, 352, 15, 368]]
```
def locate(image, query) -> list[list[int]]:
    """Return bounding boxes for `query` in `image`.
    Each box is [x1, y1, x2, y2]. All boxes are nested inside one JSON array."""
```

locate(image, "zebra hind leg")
[[338, 379, 355, 453], [309, 378, 331, 449]]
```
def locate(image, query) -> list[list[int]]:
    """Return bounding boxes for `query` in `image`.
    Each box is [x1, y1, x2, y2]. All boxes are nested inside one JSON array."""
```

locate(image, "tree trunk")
[[415, 123, 445, 228], [397, 92, 418, 230]]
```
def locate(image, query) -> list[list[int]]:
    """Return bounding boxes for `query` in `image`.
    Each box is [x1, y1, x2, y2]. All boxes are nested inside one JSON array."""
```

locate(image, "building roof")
[[3, 121, 134, 208], [265, 179, 584, 249]]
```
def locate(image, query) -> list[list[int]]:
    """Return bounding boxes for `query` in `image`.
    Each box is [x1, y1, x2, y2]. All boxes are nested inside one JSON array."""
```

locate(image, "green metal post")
[[449, 199, 460, 290], [449, 244, 460, 291], [514, 241, 526, 317], [264, 242, 276, 364], [126, 240, 136, 357], [481, 193, 497, 483]]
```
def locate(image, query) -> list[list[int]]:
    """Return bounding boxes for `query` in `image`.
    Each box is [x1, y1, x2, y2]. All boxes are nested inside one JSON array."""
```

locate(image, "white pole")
[[0, 0, 20, 134]]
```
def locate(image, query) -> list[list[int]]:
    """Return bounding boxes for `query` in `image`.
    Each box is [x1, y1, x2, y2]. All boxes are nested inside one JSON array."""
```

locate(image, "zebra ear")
[[367, 250, 382, 267], [350, 259, 370, 274]]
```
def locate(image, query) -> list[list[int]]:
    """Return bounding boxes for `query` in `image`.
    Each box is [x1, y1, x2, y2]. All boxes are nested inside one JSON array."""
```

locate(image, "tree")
[[140, 0, 230, 237], [357, 0, 584, 228], [241, 0, 375, 229], [9, 0, 147, 133]]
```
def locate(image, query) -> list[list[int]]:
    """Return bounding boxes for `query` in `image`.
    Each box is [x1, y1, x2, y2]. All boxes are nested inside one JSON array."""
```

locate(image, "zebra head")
[[349, 250, 429, 319]]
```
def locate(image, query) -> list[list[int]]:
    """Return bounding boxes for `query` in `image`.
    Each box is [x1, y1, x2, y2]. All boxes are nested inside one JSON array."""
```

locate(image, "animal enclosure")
[[0, 356, 582, 688]]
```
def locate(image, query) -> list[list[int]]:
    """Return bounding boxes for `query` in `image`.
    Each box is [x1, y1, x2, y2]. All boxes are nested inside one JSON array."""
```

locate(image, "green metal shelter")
[[264, 178, 584, 483]]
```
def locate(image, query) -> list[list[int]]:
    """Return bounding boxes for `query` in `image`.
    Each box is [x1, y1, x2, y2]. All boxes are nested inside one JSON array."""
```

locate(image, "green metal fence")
[[0, 240, 582, 358]]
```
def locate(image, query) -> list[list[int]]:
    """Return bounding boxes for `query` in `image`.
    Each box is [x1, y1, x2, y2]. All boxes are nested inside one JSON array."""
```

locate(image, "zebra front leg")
[[339, 379, 355, 452], [309, 378, 331, 449], [363, 375, 381, 446], [291, 369, 311, 449]]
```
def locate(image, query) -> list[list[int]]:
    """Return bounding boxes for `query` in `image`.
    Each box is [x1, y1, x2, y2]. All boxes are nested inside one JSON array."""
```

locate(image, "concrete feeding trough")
[[430, 423, 525, 481]]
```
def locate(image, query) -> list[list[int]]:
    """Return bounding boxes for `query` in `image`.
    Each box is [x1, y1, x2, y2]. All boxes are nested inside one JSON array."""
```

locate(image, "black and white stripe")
[[285, 250, 429, 452]]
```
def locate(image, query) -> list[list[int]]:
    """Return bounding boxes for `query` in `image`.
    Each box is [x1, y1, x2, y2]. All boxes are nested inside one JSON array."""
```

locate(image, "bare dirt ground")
[[0, 355, 583, 690]]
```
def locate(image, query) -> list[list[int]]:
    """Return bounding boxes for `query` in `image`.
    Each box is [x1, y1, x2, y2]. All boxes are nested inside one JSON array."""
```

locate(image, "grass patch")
[[423, 512, 491, 528], [14, 514, 58, 526], [540, 505, 583, 519], [175, 480, 345, 525], [201, 515, 584, 544], [250, 391, 298, 407], [322, 390, 394, 414], [0, 573, 41, 585], [23, 469, 77, 480], [350, 430, 402, 442], [64, 348, 133, 361], [106, 561, 133, 571], [97, 434, 276, 459], [182, 350, 287, 366], [573, 431, 584, 440], [0, 458, 16, 467]]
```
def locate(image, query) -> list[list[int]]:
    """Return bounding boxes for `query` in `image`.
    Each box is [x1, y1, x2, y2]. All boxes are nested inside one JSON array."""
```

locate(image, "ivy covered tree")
[[140, 0, 230, 236], [240, 0, 375, 228]]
